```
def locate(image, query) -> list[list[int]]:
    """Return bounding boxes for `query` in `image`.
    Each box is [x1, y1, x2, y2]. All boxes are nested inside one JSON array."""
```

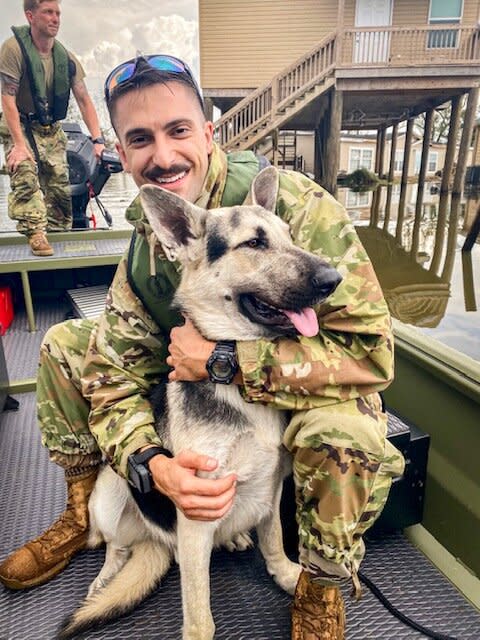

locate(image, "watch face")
[[211, 357, 233, 379], [207, 341, 238, 384]]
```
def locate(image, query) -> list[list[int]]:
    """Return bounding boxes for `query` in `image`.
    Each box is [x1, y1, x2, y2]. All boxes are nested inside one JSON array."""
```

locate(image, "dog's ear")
[[251, 166, 279, 213], [140, 185, 207, 262]]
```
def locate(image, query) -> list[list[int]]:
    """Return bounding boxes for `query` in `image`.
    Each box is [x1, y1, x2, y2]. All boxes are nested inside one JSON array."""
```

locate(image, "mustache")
[[144, 164, 190, 181]]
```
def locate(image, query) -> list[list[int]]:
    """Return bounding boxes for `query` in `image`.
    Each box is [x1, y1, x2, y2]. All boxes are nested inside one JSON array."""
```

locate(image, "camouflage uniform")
[[0, 118, 72, 235], [0, 32, 84, 236], [37, 142, 404, 589]]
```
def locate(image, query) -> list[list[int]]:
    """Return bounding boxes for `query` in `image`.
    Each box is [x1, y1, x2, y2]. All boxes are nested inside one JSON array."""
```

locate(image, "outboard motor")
[[62, 122, 123, 229]]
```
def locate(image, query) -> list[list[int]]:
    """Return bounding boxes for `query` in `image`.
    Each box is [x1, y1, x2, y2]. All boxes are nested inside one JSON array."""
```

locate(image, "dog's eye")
[[241, 238, 266, 249]]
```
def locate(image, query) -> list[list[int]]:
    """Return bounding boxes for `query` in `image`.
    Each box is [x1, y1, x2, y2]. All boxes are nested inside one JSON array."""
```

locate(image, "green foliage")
[[338, 168, 383, 193]]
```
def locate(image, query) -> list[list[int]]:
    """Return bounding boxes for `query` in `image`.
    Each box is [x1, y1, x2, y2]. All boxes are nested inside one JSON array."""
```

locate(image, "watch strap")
[[214, 340, 236, 354], [91, 136, 105, 145], [132, 446, 173, 466]]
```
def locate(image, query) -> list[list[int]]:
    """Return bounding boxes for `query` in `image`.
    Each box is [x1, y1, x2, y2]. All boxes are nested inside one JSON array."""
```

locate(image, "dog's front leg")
[[177, 513, 216, 640], [257, 479, 301, 595]]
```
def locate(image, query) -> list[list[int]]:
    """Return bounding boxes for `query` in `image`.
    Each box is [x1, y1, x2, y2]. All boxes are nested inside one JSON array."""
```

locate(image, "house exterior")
[[334, 128, 474, 223], [200, 0, 479, 115], [199, 0, 480, 201]]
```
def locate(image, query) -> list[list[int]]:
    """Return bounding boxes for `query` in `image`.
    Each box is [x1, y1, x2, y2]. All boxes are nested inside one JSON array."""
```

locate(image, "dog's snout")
[[312, 266, 342, 300]]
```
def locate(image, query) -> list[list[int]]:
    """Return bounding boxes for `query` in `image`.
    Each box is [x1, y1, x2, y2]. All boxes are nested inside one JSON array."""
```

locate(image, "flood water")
[[0, 173, 479, 362], [0, 171, 135, 233]]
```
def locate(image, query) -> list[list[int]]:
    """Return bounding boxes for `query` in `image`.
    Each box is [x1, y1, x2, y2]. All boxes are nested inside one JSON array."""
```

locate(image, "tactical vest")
[[12, 25, 74, 125], [126, 151, 268, 332]]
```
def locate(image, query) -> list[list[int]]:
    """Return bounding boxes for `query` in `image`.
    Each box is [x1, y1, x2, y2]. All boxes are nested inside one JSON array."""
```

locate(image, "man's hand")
[[7, 143, 34, 173], [149, 450, 237, 521], [167, 318, 215, 382], [93, 142, 105, 161]]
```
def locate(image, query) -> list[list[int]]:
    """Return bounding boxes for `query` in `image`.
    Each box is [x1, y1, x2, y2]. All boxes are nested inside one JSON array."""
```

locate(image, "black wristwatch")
[[206, 340, 238, 384], [127, 446, 173, 493], [91, 136, 105, 145]]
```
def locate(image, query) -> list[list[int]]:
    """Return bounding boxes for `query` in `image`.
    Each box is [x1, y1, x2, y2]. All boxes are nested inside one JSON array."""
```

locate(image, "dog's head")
[[140, 167, 342, 340]]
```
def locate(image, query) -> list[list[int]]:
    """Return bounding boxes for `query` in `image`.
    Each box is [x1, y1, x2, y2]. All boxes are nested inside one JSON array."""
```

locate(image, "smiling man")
[[0, 55, 404, 640], [111, 78, 213, 201], [0, 0, 104, 255]]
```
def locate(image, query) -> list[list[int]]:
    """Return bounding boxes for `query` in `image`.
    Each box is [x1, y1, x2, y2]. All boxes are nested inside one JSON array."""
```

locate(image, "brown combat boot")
[[0, 469, 97, 589], [29, 231, 54, 257], [291, 570, 346, 640]]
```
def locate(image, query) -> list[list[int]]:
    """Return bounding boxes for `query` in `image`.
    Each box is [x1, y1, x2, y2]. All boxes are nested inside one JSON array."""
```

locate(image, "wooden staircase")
[[214, 33, 337, 153], [213, 24, 480, 155]]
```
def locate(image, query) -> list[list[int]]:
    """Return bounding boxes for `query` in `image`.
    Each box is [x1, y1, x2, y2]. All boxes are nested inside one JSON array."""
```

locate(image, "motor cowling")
[[62, 122, 123, 228]]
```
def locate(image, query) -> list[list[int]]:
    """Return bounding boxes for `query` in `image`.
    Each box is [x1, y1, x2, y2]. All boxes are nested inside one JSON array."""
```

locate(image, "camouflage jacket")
[[81, 143, 394, 477]]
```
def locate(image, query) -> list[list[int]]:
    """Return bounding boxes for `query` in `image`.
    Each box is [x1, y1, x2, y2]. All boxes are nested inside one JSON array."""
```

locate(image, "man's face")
[[114, 81, 214, 204], [26, 1, 61, 38]]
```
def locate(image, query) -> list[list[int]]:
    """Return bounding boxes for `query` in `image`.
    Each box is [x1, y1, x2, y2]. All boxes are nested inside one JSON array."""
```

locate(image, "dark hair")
[[106, 62, 206, 129]]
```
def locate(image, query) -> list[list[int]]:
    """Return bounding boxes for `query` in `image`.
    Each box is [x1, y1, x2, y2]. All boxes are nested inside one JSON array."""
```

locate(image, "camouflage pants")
[[0, 117, 72, 236], [283, 399, 404, 590], [37, 319, 404, 588]]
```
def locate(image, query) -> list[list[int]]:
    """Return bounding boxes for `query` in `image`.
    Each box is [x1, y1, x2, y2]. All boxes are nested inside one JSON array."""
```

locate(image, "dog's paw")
[[224, 531, 254, 552], [271, 560, 302, 595]]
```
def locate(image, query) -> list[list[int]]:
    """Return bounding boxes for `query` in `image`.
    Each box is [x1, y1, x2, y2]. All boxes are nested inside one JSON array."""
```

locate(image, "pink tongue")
[[282, 307, 319, 337]]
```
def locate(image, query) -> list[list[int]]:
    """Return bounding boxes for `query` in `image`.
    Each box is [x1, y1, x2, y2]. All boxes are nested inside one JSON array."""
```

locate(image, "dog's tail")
[[57, 540, 171, 639]]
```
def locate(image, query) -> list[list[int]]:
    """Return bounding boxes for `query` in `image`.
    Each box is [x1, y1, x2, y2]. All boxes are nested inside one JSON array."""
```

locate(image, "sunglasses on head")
[[104, 54, 202, 103]]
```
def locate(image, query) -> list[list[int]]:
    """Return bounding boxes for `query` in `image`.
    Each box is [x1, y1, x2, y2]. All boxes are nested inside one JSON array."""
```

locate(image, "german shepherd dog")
[[58, 167, 342, 640]]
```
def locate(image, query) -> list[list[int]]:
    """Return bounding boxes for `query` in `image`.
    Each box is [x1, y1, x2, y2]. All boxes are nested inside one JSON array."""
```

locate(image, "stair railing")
[[215, 32, 338, 150]]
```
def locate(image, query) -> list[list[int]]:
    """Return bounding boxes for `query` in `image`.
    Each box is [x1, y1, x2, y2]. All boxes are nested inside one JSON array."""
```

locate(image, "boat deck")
[[0, 230, 130, 332], [1, 306, 480, 640]]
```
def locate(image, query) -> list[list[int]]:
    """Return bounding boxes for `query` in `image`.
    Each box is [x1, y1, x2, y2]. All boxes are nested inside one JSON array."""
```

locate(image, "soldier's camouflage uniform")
[[37, 142, 404, 590], [0, 118, 72, 235]]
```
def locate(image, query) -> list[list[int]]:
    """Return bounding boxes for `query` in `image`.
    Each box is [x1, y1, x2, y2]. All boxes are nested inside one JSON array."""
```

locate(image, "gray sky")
[[1, 1, 199, 76], [1, 0, 199, 129]]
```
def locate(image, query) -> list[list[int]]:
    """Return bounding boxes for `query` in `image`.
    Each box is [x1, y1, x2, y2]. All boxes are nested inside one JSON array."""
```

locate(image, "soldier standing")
[[0, 0, 105, 256]]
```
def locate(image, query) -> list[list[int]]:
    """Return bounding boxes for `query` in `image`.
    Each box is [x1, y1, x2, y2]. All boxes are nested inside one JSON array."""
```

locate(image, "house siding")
[[200, 0, 480, 91], [199, 0, 338, 89]]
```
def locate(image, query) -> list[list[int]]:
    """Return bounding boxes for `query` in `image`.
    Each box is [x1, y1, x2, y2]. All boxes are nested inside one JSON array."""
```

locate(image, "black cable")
[[93, 195, 113, 227], [358, 570, 457, 640]]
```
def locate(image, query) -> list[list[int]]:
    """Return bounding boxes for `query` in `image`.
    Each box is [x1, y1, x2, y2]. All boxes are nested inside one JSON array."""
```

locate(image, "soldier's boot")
[[29, 231, 54, 257], [291, 570, 345, 640], [0, 468, 98, 590]]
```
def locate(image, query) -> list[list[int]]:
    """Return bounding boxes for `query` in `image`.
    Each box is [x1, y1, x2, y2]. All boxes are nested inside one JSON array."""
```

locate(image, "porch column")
[[271, 128, 279, 167], [314, 118, 326, 185], [204, 97, 214, 122], [396, 118, 414, 244], [324, 88, 343, 196], [371, 126, 386, 227], [464, 121, 480, 232], [430, 95, 462, 274], [442, 87, 479, 280], [411, 108, 434, 257], [383, 123, 399, 231]]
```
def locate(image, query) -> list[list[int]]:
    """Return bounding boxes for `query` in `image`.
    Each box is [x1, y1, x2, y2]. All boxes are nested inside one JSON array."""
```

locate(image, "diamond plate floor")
[[0, 236, 130, 263], [1, 394, 480, 640]]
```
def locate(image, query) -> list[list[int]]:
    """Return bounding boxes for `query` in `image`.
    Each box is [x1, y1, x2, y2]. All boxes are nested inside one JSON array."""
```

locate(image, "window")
[[428, 0, 462, 48], [428, 151, 439, 173], [392, 184, 401, 203], [394, 150, 404, 173], [414, 150, 421, 175], [346, 190, 371, 208], [349, 147, 373, 172]]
